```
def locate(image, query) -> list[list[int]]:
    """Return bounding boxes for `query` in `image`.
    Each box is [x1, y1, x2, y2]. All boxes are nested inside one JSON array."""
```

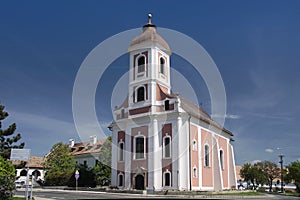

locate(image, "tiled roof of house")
[[70, 139, 106, 155], [12, 156, 44, 168]]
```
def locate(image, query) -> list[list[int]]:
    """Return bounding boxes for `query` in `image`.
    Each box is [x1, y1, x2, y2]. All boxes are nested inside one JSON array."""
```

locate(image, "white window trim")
[[204, 144, 210, 167], [133, 134, 146, 160], [163, 170, 171, 187], [193, 167, 197, 178], [118, 172, 124, 188], [163, 135, 172, 159], [135, 85, 146, 103], [135, 55, 147, 75], [220, 149, 224, 170], [159, 56, 166, 75], [192, 139, 197, 151], [118, 140, 125, 162]]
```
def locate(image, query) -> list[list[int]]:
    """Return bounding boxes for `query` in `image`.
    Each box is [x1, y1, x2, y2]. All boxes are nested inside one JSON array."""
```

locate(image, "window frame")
[[193, 167, 197, 178], [136, 55, 146, 74], [118, 173, 124, 187], [118, 141, 125, 162], [136, 86, 146, 102], [134, 135, 146, 160], [220, 149, 224, 170], [163, 170, 171, 187], [204, 144, 210, 167], [192, 139, 197, 151], [163, 135, 172, 159], [159, 57, 166, 75]]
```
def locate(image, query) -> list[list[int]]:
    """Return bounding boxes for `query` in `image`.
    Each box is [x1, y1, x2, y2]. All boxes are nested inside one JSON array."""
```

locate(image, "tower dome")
[[129, 14, 171, 55]]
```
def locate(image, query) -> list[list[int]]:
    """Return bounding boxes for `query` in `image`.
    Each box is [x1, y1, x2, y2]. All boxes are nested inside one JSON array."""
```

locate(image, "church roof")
[[130, 14, 171, 54]]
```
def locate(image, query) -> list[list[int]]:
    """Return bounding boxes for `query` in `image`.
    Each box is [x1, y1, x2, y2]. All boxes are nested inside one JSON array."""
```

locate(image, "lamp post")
[[279, 155, 284, 193], [75, 170, 80, 191]]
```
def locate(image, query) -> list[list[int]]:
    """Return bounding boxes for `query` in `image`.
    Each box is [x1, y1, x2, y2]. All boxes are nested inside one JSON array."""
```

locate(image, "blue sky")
[[0, 0, 300, 166]]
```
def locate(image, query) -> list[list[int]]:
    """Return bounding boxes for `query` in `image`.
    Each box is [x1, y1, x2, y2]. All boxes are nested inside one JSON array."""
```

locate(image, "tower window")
[[193, 167, 197, 178], [163, 136, 171, 158], [137, 56, 145, 73], [118, 173, 124, 187], [192, 140, 197, 151], [137, 87, 145, 102], [164, 171, 171, 187], [220, 150, 224, 170], [204, 145, 210, 167], [135, 136, 145, 159], [160, 57, 165, 75], [118, 142, 124, 162], [164, 100, 169, 110]]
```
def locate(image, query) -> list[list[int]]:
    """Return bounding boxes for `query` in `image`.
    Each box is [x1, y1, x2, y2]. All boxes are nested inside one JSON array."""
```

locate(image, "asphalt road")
[[15, 189, 300, 200]]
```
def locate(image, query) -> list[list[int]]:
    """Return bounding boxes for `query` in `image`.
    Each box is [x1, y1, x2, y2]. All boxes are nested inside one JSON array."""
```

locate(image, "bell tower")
[[128, 14, 172, 111]]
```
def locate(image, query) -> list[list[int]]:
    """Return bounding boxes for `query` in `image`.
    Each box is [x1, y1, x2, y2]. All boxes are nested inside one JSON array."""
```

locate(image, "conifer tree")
[[0, 103, 25, 160]]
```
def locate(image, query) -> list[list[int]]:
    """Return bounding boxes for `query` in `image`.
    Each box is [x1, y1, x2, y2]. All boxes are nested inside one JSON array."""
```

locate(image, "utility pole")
[[279, 154, 284, 193]]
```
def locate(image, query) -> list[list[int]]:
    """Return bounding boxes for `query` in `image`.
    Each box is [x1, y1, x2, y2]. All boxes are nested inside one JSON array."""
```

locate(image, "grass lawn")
[[215, 191, 263, 196], [12, 197, 25, 200]]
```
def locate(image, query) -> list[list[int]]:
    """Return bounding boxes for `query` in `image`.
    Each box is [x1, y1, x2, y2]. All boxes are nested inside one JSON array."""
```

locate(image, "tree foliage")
[[68, 164, 97, 188], [93, 136, 111, 186], [286, 161, 300, 193], [0, 156, 16, 200], [43, 142, 76, 186], [256, 161, 280, 192], [0, 104, 25, 160]]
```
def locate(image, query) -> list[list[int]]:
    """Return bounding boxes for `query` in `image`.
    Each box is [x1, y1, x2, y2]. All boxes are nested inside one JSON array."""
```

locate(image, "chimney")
[[90, 135, 97, 145], [69, 139, 75, 147]]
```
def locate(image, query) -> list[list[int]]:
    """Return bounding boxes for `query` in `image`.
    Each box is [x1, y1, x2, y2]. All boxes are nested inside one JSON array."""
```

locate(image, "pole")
[[279, 155, 284, 193]]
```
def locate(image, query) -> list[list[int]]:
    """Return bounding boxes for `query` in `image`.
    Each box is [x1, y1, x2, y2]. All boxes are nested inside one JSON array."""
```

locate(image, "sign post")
[[75, 170, 80, 191], [10, 149, 31, 200]]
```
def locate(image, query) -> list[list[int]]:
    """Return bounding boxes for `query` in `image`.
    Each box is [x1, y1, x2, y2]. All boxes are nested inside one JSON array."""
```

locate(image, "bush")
[[44, 171, 73, 186], [0, 156, 16, 200]]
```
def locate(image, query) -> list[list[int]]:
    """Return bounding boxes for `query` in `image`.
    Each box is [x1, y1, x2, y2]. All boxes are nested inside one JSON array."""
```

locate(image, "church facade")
[[110, 16, 237, 191]]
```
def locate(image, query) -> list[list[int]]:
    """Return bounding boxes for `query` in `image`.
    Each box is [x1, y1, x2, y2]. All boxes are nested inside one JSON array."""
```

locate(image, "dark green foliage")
[[43, 142, 76, 186], [93, 136, 111, 186], [0, 156, 16, 200], [286, 161, 300, 193], [68, 164, 96, 188], [0, 104, 25, 160]]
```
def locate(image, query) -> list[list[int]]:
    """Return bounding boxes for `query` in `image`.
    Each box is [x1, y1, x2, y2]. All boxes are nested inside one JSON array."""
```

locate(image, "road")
[[15, 188, 300, 199]]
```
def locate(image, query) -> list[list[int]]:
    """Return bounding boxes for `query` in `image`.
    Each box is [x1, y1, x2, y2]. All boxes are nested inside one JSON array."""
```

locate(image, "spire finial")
[[148, 13, 152, 24]]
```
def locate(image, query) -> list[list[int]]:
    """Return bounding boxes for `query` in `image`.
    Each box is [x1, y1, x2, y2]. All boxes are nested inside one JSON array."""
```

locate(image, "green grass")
[[215, 191, 263, 196], [12, 197, 25, 200]]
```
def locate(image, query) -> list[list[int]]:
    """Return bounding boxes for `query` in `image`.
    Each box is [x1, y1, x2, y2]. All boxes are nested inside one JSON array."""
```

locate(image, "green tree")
[[93, 136, 111, 186], [68, 164, 96, 188], [256, 161, 280, 192], [0, 104, 25, 160], [286, 161, 300, 193], [43, 142, 76, 186], [0, 156, 16, 200]]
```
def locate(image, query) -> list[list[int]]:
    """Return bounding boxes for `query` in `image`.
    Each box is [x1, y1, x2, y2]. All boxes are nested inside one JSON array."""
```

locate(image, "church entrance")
[[134, 174, 145, 190]]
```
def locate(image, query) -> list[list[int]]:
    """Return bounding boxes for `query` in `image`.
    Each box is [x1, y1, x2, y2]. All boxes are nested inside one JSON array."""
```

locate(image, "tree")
[[93, 136, 111, 186], [43, 142, 76, 186], [256, 161, 280, 192], [286, 161, 300, 193], [0, 156, 16, 200], [68, 164, 96, 188], [0, 104, 25, 160]]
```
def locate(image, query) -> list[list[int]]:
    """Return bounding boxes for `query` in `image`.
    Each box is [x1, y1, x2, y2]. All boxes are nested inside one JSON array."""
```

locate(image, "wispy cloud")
[[211, 114, 241, 119], [265, 148, 274, 153]]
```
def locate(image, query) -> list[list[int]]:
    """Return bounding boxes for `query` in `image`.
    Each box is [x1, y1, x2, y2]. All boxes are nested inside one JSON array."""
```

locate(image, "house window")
[[118, 142, 124, 162], [84, 160, 87, 166], [137, 56, 145, 73], [160, 57, 165, 75], [164, 171, 171, 187], [118, 173, 124, 187], [220, 150, 224, 170], [193, 167, 197, 178], [164, 100, 170, 110], [135, 136, 145, 159], [192, 140, 197, 151], [137, 87, 145, 102], [204, 145, 210, 167], [163, 136, 171, 158]]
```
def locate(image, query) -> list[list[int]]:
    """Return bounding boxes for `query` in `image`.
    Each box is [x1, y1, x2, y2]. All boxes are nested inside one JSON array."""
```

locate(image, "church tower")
[[127, 14, 172, 111]]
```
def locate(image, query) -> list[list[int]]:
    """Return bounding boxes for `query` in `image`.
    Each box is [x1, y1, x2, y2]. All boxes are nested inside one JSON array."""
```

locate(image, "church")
[[110, 15, 237, 191]]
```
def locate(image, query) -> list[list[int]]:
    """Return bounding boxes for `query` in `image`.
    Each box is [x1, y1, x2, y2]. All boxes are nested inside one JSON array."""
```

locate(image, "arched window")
[[193, 167, 197, 178], [204, 144, 210, 167], [220, 150, 224, 170], [163, 136, 171, 158], [137, 56, 145, 73], [118, 173, 124, 187], [137, 87, 145, 102], [118, 141, 124, 162], [164, 171, 171, 187], [20, 169, 27, 176], [192, 140, 197, 151], [160, 57, 165, 75], [135, 135, 145, 159], [32, 170, 41, 178]]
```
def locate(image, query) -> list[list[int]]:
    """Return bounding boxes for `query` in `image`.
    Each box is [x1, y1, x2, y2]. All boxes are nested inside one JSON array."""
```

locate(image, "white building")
[[110, 15, 237, 191]]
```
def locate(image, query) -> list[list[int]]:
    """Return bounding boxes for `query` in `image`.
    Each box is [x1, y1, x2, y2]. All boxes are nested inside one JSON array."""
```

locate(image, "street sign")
[[75, 174, 79, 180], [10, 149, 31, 161]]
